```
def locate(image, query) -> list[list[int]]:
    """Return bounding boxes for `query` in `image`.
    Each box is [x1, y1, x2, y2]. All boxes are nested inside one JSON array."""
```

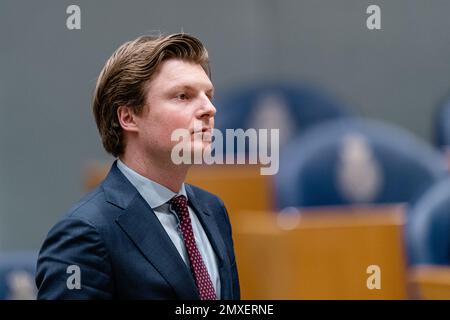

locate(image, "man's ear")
[[117, 105, 139, 133]]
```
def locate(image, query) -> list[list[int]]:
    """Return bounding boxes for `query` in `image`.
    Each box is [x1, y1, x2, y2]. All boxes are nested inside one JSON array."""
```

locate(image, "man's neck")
[[119, 153, 189, 193]]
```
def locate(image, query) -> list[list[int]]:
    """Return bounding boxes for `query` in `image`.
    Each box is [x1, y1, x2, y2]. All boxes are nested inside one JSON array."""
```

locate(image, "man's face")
[[134, 59, 216, 163]]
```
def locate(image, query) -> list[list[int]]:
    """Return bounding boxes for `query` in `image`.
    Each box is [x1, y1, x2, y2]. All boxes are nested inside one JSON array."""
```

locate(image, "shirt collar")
[[116, 159, 187, 209]]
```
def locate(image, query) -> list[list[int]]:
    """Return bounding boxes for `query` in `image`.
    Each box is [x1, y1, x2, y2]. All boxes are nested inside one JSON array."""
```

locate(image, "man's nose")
[[198, 96, 217, 119]]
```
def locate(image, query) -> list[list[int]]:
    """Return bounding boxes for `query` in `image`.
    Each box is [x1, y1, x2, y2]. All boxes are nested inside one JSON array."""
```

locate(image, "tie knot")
[[170, 194, 187, 206], [169, 195, 189, 218]]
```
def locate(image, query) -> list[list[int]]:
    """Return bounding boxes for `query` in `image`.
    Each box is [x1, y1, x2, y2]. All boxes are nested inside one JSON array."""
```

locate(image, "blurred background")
[[1, 0, 450, 299]]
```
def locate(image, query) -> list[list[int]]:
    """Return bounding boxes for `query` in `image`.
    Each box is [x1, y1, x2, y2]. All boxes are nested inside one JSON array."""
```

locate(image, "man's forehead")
[[154, 60, 213, 90], [159, 59, 208, 77]]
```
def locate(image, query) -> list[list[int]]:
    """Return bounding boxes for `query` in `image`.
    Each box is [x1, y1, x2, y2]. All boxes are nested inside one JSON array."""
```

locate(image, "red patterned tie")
[[169, 195, 217, 300]]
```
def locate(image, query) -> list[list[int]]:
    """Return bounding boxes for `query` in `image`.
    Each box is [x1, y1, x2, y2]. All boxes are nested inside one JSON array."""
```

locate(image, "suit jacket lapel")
[[186, 184, 233, 299], [103, 162, 199, 299]]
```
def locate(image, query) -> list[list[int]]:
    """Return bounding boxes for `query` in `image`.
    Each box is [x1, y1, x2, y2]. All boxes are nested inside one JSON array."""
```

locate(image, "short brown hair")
[[92, 33, 210, 157]]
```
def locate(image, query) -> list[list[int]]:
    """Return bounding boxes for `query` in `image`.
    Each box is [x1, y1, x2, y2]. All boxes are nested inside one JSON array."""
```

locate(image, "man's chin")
[[193, 142, 212, 153], [170, 140, 213, 165], [191, 141, 212, 158]]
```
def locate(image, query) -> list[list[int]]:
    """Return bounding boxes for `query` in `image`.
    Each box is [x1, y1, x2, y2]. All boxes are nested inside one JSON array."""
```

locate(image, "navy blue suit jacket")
[[35, 162, 240, 299]]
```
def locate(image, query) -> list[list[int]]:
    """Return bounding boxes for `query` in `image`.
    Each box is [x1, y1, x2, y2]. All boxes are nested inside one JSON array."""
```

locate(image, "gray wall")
[[1, 0, 450, 250]]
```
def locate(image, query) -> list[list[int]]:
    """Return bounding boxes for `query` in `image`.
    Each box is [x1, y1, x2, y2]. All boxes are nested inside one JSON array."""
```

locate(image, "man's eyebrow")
[[169, 84, 215, 95]]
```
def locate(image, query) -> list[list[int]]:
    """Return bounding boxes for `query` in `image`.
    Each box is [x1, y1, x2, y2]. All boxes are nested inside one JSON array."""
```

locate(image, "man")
[[35, 33, 240, 299]]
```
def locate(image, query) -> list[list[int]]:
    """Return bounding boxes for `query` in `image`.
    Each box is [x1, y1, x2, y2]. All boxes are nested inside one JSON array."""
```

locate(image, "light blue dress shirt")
[[116, 159, 221, 298]]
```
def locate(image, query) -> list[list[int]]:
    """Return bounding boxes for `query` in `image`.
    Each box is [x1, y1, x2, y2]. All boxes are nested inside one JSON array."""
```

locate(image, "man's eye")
[[177, 93, 188, 100]]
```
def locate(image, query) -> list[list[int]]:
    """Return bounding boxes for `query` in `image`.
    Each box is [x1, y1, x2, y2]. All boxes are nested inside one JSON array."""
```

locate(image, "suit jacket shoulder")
[[36, 162, 240, 300]]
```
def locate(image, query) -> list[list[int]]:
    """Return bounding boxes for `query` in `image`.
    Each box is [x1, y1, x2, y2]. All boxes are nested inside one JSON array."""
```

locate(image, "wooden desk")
[[233, 205, 408, 299], [409, 266, 450, 299]]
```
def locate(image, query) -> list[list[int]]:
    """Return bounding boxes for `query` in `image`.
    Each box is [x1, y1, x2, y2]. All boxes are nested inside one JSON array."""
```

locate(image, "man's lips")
[[191, 127, 211, 134], [189, 127, 213, 142]]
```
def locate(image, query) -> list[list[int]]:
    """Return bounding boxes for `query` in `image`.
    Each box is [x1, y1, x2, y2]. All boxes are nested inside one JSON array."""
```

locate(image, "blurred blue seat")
[[213, 83, 353, 154], [275, 118, 447, 209], [434, 97, 450, 150], [407, 178, 450, 265], [0, 251, 37, 299]]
